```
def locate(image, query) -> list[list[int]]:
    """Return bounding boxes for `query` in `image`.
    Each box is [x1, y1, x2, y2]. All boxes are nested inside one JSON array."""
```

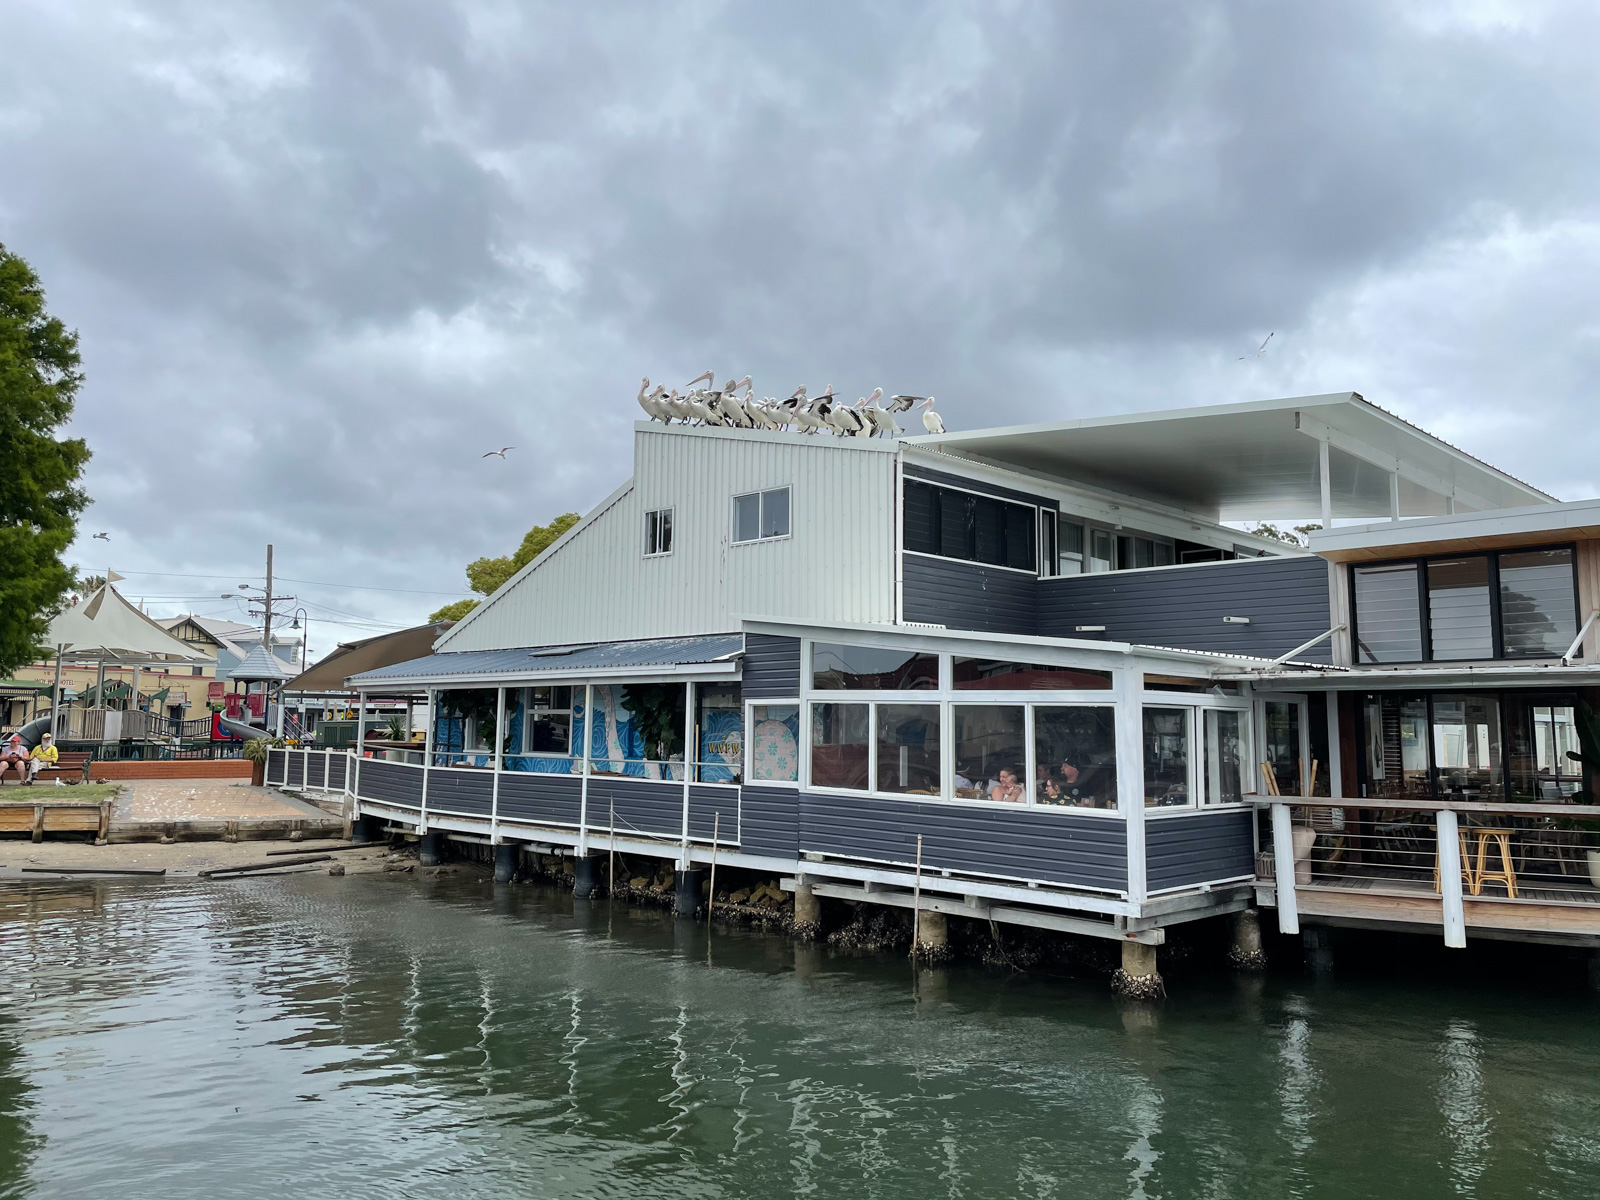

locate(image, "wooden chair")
[[1433, 827, 1475, 894], [1470, 828, 1518, 898]]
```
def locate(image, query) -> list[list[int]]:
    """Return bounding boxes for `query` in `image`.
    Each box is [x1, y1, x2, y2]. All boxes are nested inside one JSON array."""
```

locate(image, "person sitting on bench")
[[28, 733, 58, 783], [1, 734, 30, 785]]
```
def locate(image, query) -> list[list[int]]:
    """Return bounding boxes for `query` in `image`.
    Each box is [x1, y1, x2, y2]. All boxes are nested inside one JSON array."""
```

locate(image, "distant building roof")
[[229, 641, 293, 683], [282, 622, 454, 694]]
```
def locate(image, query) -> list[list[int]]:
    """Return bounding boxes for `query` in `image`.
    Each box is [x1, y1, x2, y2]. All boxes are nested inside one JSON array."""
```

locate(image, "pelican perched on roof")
[[792, 396, 826, 434], [663, 388, 690, 422], [718, 380, 752, 427], [856, 387, 896, 437], [687, 369, 716, 390], [917, 397, 946, 434], [637, 378, 670, 422]]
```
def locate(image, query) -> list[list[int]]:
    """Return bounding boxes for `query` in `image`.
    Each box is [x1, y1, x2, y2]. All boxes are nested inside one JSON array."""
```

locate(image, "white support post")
[[1437, 809, 1467, 948], [491, 686, 506, 843], [420, 687, 434, 831], [577, 683, 593, 856], [354, 690, 368, 803], [1271, 802, 1300, 934], [1115, 666, 1147, 904], [1318, 437, 1332, 529], [1389, 471, 1401, 522], [680, 681, 694, 870]]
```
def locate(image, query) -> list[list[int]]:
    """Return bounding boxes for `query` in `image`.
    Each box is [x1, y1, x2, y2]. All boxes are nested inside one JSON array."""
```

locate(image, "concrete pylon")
[[793, 882, 822, 939], [1228, 908, 1267, 971], [419, 831, 444, 867], [1113, 940, 1164, 999], [573, 854, 600, 898], [493, 843, 519, 883], [913, 910, 952, 964], [675, 867, 706, 917]]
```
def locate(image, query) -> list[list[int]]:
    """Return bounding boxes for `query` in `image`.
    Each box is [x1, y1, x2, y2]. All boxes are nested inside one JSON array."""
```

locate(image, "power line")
[[106, 569, 468, 597]]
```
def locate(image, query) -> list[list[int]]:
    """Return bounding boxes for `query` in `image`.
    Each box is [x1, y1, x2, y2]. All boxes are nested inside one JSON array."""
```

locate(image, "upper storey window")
[[1352, 547, 1578, 664], [733, 488, 790, 544], [904, 480, 1036, 572]]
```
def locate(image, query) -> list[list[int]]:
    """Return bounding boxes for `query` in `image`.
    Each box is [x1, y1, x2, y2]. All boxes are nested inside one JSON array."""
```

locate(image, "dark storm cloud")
[[3, 0, 1599, 642]]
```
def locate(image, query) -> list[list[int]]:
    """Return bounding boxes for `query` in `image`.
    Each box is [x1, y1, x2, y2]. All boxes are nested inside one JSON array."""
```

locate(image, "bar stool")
[[1433, 827, 1474, 895], [1471, 828, 1518, 898]]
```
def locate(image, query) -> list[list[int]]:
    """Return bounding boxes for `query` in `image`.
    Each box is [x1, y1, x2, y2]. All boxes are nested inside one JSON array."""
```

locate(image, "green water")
[[1, 876, 1597, 1199]]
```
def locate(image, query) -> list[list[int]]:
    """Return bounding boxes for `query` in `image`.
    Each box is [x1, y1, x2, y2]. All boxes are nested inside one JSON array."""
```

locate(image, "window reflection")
[[952, 705, 1026, 802], [812, 643, 939, 690], [810, 702, 869, 789], [1034, 707, 1118, 809], [1204, 709, 1247, 804], [1431, 694, 1503, 799], [1143, 707, 1190, 807], [1500, 549, 1577, 657], [874, 704, 941, 795], [952, 658, 1111, 690]]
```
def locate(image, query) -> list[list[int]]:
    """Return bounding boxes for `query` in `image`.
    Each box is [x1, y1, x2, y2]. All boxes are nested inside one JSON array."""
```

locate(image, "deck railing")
[[1260, 797, 1600, 946]]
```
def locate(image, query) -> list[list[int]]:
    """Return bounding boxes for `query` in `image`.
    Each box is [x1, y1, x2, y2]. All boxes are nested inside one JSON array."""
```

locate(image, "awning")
[[904, 393, 1554, 522], [346, 634, 745, 690], [282, 621, 453, 693], [46, 583, 213, 664]]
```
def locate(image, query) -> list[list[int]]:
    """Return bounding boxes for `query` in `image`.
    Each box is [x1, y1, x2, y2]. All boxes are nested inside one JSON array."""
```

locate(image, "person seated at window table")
[[988, 767, 1024, 804], [1040, 759, 1082, 805], [1, 734, 30, 785]]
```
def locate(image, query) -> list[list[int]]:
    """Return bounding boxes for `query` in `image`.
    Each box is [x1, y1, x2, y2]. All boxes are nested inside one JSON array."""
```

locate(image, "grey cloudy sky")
[[4, 1, 1599, 652]]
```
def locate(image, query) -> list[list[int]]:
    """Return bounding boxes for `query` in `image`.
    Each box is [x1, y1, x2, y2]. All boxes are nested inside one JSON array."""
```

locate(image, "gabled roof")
[[228, 641, 293, 682]]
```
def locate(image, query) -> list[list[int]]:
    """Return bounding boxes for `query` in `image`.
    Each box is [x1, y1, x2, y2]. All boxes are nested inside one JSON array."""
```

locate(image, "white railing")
[[267, 747, 352, 794]]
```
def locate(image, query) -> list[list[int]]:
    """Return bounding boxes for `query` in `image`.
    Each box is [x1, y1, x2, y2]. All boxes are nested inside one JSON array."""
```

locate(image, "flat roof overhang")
[[345, 634, 745, 690], [902, 393, 1554, 522], [1220, 663, 1600, 688], [1309, 496, 1600, 563]]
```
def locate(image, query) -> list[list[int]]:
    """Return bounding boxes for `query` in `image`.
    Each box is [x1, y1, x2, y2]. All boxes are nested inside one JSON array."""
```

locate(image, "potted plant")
[[242, 737, 283, 787]]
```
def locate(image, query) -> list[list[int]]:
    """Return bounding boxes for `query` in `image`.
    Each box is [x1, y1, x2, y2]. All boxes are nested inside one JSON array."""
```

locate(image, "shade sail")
[[282, 621, 453, 693], [45, 584, 212, 663]]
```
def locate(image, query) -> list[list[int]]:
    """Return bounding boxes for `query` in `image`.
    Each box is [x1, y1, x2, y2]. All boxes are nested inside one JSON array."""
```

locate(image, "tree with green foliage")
[[428, 511, 581, 622], [1247, 522, 1321, 548], [0, 244, 90, 675]]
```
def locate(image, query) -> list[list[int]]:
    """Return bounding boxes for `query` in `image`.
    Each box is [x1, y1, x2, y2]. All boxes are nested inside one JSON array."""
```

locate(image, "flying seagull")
[[1239, 332, 1274, 359], [482, 447, 514, 459], [92, 532, 109, 540]]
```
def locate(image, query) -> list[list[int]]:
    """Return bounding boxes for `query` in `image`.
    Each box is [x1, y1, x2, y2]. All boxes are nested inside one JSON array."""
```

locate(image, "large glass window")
[[952, 658, 1112, 691], [1431, 694, 1503, 799], [1427, 557, 1492, 660], [875, 704, 941, 795], [1500, 549, 1577, 657], [1261, 700, 1303, 796], [1059, 520, 1085, 575], [1034, 706, 1118, 809], [1353, 563, 1423, 663], [952, 705, 1026, 802], [810, 702, 869, 789], [1143, 707, 1191, 807], [1089, 529, 1115, 573], [1204, 709, 1248, 804], [1505, 695, 1584, 801], [749, 703, 800, 783], [813, 643, 939, 690], [902, 479, 1037, 571], [695, 683, 743, 783]]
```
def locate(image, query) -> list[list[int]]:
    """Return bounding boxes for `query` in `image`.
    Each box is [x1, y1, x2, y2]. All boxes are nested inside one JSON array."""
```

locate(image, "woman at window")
[[989, 768, 1024, 804]]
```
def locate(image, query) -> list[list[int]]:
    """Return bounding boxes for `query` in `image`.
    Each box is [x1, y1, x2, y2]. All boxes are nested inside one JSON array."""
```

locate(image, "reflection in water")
[[1, 876, 1599, 1198]]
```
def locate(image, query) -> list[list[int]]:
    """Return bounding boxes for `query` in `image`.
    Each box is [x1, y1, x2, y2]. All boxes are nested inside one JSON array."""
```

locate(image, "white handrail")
[[1561, 609, 1598, 665]]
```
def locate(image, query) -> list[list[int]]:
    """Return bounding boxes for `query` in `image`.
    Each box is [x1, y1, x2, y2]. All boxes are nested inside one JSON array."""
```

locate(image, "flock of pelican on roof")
[[637, 372, 946, 436]]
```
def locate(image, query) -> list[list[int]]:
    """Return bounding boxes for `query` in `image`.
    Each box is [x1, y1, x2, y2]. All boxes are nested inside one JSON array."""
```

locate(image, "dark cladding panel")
[[358, 759, 423, 807], [426, 768, 494, 816], [901, 555, 1037, 635], [497, 773, 581, 826], [744, 634, 801, 698], [688, 785, 740, 843], [741, 785, 800, 858], [1038, 557, 1333, 662], [591, 777, 683, 839], [799, 791, 1127, 892], [1145, 808, 1256, 890]]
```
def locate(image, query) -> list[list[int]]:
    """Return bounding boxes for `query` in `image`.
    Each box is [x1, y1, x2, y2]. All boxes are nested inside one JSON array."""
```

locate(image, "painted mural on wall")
[[698, 709, 743, 783]]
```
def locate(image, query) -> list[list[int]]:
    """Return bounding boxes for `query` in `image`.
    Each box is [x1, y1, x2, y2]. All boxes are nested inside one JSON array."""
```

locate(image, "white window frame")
[[643, 507, 674, 558], [731, 486, 792, 545], [745, 699, 802, 787], [518, 685, 577, 759]]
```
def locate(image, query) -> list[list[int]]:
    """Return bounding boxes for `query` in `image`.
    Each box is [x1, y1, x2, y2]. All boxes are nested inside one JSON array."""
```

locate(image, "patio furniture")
[[1433, 827, 1475, 894], [1471, 828, 1518, 898]]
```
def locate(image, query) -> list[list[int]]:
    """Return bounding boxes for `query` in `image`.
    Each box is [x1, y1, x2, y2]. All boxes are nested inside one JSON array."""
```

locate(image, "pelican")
[[732, 374, 753, 395], [792, 397, 826, 434], [687, 369, 716, 390], [853, 397, 888, 437], [637, 378, 669, 422], [718, 381, 752, 427], [755, 398, 788, 430], [856, 388, 896, 437], [663, 388, 691, 422], [888, 394, 923, 414], [918, 397, 946, 434]]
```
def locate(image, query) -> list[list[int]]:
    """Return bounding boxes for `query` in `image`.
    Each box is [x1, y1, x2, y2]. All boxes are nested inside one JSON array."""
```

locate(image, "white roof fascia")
[[737, 615, 1311, 675], [1310, 496, 1600, 556], [349, 661, 742, 690], [635, 420, 901, 454], [1220, 663, 1600, 686], [433, 478, 636, 652]]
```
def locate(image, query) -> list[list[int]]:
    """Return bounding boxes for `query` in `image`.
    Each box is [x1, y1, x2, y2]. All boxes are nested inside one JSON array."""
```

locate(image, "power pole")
[[263, 544, 274, 648]]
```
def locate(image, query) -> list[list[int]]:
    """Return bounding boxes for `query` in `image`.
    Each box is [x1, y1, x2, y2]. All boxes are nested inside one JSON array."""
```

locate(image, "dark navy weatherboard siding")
[[591, 776, 683, 838], [740, 785, 801, 858], [497, 772, 581, 826], [1144, 809, 1256, 890], [359, 759, 423, 807], [901, 554, 1038, 634], [688, 785, 740, 843], [743, 634, 801, 698], [1037, 556, 1333, 662], [426, 767, 494, 817], [799, 791, 1128, 892]]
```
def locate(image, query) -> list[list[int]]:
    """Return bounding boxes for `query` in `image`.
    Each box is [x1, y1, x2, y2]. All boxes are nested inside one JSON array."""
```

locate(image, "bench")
[[0, 751, 94, 786]]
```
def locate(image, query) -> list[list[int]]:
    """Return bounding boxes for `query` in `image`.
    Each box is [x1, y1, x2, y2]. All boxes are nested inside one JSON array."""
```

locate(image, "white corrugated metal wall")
[[441, 424, 897, 651]]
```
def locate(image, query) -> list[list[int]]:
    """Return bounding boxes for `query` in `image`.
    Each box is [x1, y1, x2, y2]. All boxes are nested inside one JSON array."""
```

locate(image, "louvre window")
[[1353, 563, 1424, 663], [903, 479, 1037, 571]]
